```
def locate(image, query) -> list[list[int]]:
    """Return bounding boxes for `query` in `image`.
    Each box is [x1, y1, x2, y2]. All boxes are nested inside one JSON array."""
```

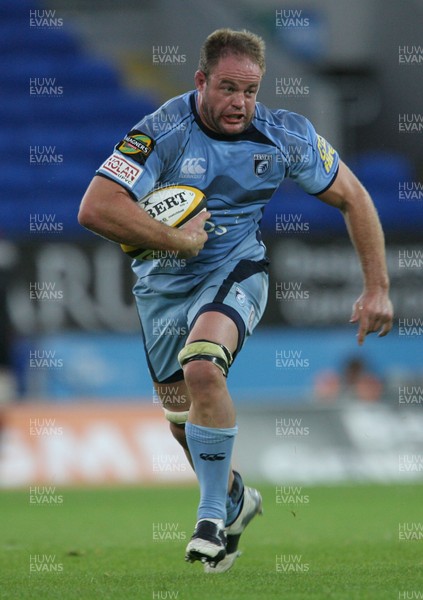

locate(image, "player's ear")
[[194, 70, 207, 91]]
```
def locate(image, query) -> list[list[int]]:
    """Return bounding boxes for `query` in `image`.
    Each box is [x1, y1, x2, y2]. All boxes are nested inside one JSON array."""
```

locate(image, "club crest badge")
[[254, 153, 272, 177]]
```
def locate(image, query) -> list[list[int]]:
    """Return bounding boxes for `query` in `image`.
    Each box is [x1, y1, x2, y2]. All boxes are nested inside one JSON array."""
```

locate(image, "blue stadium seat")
[[23, 91, 155, 126], [0, 2, 151, 236], [0, 24, 81, 58], [25, 127, 117, 158], [2, 165, 33, 193], [0, 0, 35, 18], [350, 151, 414, 186], [2, 56, 122, 95], [260, 152, 422, 236]]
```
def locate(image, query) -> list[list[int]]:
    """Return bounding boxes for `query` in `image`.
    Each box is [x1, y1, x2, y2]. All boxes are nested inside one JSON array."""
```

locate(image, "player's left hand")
[[349, 289, 394, 346]]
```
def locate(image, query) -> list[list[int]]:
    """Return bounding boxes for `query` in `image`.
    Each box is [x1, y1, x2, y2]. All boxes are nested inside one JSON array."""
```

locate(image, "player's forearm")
[[78, 177, 186, 251], [318, 161, 390, 292], [342, 188, 390, 292], [80, 197, 183, 250]]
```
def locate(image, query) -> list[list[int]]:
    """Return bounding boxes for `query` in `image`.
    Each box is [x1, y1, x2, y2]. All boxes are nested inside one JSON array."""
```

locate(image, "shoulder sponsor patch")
[[116, 129, 155, 164], [100, 152, 143, 188], [316, 135, 336, 174]]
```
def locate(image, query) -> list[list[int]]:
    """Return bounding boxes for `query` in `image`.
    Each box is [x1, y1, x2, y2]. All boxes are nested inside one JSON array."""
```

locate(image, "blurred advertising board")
[[1, 235, 421, 335], [0, 403, 194, 488], [1, 403, 421, 488]]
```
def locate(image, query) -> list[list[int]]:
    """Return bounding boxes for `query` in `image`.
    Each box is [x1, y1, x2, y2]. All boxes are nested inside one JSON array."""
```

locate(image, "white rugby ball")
[[121, 185, 207, 260]]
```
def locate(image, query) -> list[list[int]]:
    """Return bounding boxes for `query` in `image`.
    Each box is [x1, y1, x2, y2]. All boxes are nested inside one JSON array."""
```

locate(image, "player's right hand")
[[349, 289, 394, 345], [177, 211, 210, 258]]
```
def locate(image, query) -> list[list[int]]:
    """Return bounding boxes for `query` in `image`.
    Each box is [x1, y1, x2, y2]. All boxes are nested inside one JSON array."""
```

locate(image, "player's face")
[[195, 54, 262, 136]]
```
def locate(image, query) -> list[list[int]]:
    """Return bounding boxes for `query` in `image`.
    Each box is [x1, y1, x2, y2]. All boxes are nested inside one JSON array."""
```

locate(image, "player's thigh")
[[187, 311, 239, 355], [186, 261, 269, 359], [134, 290, 189, 383], [182, 266, 268, 386]]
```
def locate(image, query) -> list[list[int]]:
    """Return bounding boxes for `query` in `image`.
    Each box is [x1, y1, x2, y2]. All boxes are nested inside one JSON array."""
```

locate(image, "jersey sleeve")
[[285, 115, 339, 195], [95, 123, 162, 200], [95, 94, 192, 200]]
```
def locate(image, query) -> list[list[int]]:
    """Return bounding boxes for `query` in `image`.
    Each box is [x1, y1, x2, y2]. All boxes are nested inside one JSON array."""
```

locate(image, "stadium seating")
[[260, 150, 420, 235], [1, 0, 158, 238], [2, 1, 420, 238]]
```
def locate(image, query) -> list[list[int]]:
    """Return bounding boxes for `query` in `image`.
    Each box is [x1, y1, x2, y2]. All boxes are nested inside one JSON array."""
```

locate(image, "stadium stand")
[[0, 0, 158, 238], [1, 1, 421, 239]]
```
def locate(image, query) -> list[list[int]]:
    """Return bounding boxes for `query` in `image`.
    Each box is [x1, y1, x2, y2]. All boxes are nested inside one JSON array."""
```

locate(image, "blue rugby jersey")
[[96, 91, 339, 293]]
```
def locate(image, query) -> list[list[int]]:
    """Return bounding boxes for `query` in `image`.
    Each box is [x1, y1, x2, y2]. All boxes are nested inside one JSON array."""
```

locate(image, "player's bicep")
[[78, 175, 132, 228], [81, 175, 133, 211], [316, 161, 366, 211]]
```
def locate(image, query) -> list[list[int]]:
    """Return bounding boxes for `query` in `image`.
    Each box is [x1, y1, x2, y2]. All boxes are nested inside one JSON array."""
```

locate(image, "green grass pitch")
[[1, 483, 422, 599]]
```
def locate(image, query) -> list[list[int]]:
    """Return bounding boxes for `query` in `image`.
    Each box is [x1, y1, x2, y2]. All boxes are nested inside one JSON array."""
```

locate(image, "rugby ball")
[[121, 185, 207, 260]]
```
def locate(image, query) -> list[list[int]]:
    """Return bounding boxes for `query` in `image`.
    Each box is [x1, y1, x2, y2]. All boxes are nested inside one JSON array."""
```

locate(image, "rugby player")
[[78, 28, 393, 572]]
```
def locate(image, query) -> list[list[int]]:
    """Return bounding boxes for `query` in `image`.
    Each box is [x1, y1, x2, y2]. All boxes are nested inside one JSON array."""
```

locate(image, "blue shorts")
[[133, 258, 269, 383]]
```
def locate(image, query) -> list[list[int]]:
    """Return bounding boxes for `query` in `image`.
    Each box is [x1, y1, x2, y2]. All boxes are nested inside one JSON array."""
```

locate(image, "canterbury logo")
[[199, 452, 226, 461], [181, 157, 206, 175]]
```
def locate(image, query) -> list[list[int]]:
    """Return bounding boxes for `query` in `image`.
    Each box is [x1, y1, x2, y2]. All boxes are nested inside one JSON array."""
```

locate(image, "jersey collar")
[[190, 91, 257, 142]]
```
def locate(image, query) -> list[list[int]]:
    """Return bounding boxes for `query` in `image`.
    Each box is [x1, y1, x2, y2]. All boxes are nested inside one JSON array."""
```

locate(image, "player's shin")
[[167, 420, 237, 496], [185, 422, 238, 522]]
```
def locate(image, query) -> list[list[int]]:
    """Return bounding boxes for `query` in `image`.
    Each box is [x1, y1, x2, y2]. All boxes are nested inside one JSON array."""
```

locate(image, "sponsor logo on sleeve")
[[254, 153, 272, 177], [116, 130, 155, 164], [248, 305, 256, 333], [316, 135, 336, 174], [100, 152, 143, 187], [235, 286, 246, 305]]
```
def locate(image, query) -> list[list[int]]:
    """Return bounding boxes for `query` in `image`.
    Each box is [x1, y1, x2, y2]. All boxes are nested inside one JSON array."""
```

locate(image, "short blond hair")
[[199, 28, 266, 78]]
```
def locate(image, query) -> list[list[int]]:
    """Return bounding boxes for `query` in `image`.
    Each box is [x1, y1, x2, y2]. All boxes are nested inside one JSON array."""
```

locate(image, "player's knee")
[[183, 359, 225, 394], [178, 339, 232, 389]]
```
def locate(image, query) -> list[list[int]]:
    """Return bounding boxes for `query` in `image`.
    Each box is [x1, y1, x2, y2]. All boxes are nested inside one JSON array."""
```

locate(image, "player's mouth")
[[222, 113, 246, 125]]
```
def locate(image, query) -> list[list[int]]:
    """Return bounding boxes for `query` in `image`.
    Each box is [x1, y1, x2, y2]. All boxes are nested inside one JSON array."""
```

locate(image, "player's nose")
[[231, 92, 245, 110]]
